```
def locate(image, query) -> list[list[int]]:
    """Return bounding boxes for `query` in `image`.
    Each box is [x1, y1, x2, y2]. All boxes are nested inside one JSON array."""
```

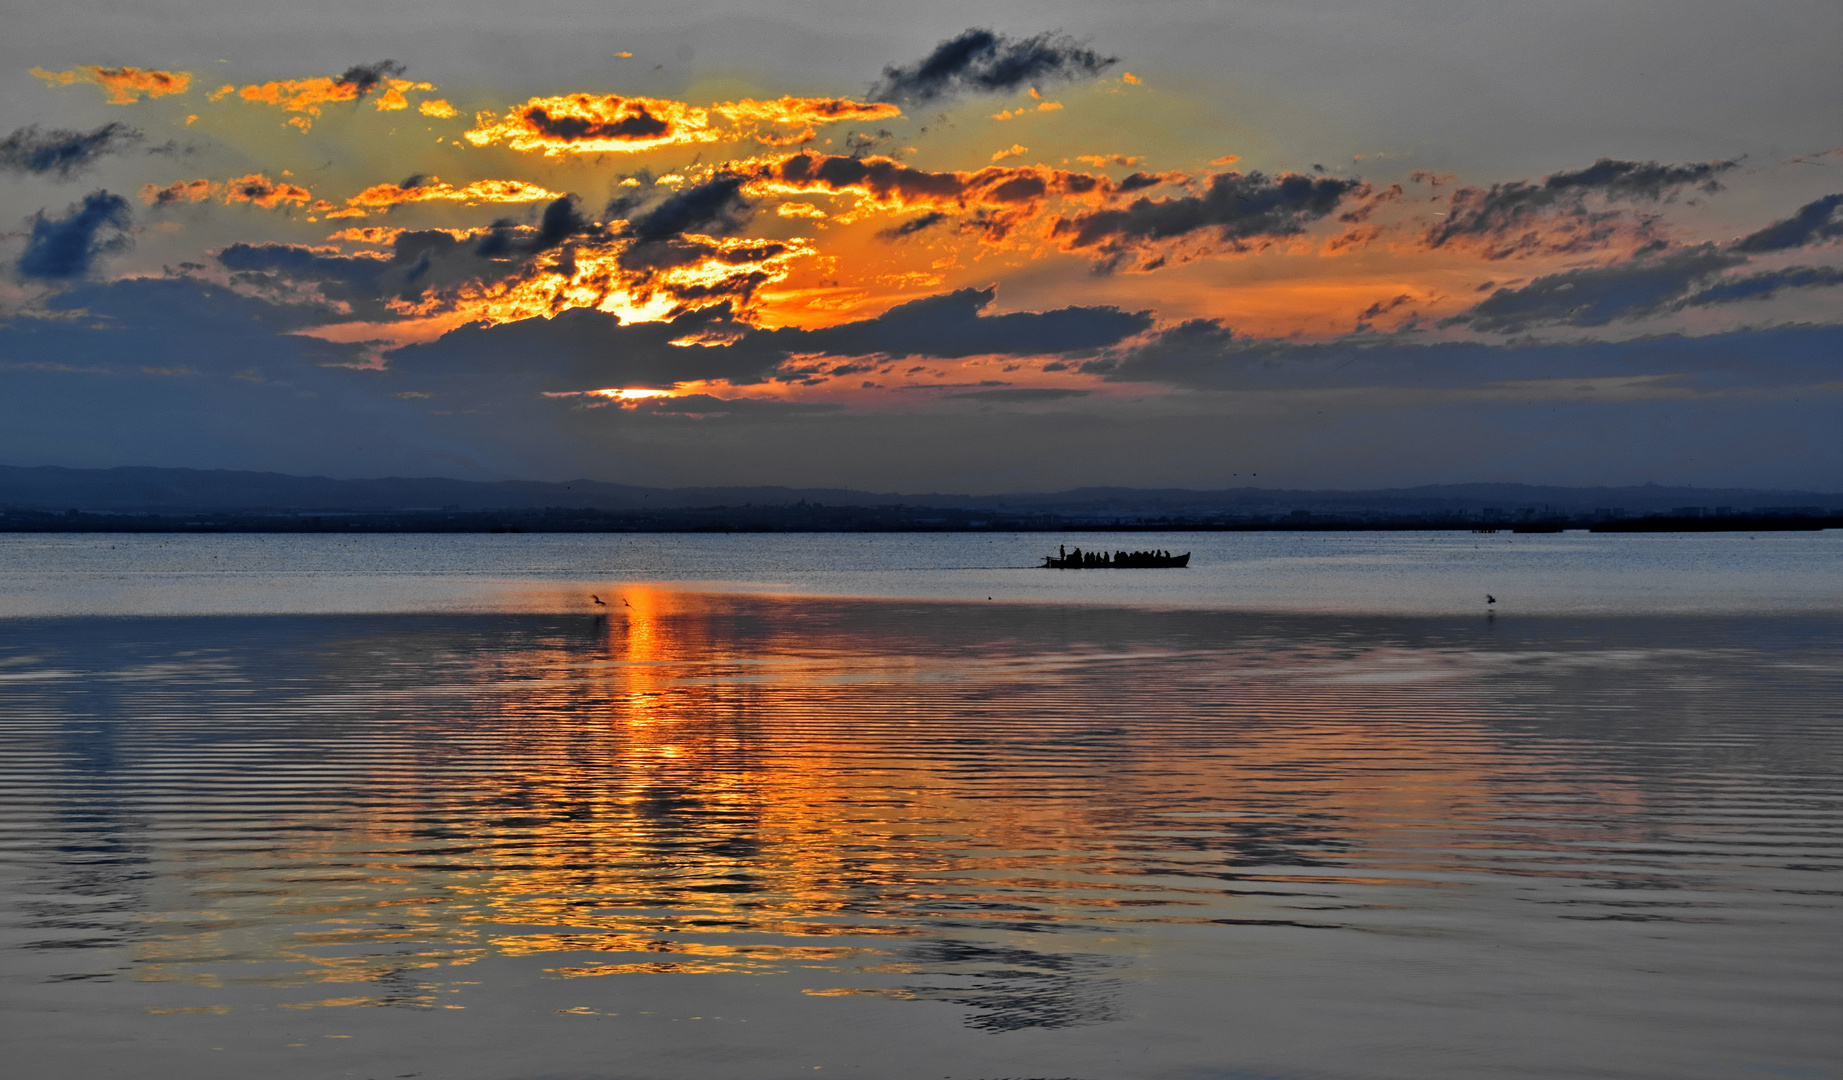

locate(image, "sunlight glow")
[[594, 388, 675, 401]]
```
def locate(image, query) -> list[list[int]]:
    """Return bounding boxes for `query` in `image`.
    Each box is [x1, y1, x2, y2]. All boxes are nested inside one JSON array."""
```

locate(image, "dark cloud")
[[15, 190, 133, 281], [1542, 157, 1738, 199], [39, 275, 351, 346], [877, 211, 947, 240], [1358, 294, 1413, 322], [740, 153, 1109, 221], [335, 60, 407, 97], [219, 229, 494, 311], [1733, 193, 1843, 252], [757, 152, 997, 203], [0, 123, 142, 179], [1679, 264, 1843, 306], [612, 234, 793, 311], [623, 175, 750, 242], [477, 194, 600, 257], [523, 102, 670, 142], [1427, 157, 1740, 255], [608, 176, 763, 291], [1079, 317, 1233, 382], [1436, 234, 1843, 332], [1450, 246, 1744, 333], [390, 286, 1152, 389], [746, 286, 1150, 363], [603, 183, 650, 220], [1050, 171, 1364, 265], [4, 275, 1837, 491], [0, 277, 479, 478], [871, 28, 1117, 103], [387, 304, 768, 388], [942, 387, 1092, 401], [1114, 172, 1169, 194], [1087, 315, 1842, 396], [218, 241, 391, 295], [219, 186, 772, 322], [530, 193, 595, 249]]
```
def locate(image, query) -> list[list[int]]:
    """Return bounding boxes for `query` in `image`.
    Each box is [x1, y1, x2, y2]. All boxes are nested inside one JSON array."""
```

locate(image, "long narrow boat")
[[1041, 546, 1190, 569]]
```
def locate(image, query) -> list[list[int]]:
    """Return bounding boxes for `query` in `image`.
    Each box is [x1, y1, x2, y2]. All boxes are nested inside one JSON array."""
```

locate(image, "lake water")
[[0, 533, 1838, 1079]]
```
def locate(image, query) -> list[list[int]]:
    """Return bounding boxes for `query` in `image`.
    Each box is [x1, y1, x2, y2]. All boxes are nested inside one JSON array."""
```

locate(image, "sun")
[[593, 388, 676, 401]]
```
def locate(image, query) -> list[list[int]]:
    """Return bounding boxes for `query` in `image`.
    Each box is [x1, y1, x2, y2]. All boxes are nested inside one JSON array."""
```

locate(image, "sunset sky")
[[3, 0, 1838, 493]]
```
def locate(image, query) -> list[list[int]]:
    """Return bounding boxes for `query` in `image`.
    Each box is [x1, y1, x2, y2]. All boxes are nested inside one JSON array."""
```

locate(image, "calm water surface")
[[0, 534, 1838, 1079], [1, 530, 1838, 615]]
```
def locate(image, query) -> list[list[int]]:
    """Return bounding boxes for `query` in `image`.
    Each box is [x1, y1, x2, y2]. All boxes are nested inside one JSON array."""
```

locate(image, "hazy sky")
[[2, 0, 1838, 492]]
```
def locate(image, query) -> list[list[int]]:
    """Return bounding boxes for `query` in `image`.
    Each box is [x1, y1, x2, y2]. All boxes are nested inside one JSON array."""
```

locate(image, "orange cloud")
[[1078, 154, 1143, 168], [342, 177, 563, 209], [235, 77, 363, 115], [227, 73, 430, 127], [712, 97, 901, 127], [31, 65, 192, 104], [739, 152, 1119, 241], [465, 94, 716, 155], [386, 232, 815, 332], [994, 100, 1064, 120], [419, 99, 457, 119], [328, 226, 408, 244], [776, 202, 829, 219], [326, 225, 478, 245], [465, 93, 900, 155], [1122, 72, 1141, 85], [222, 173, 312, 208], [376, 78, 435, 112], [991, 144, 1029, 162], [141, 178, 216, 205], [142, 174, 320, 209], [1209, 155, 1241, 166], [756, 126, 817, 147]]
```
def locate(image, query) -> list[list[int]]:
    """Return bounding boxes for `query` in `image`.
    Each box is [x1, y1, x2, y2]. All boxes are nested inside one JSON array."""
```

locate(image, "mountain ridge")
[[2, 464, 1836, 516]]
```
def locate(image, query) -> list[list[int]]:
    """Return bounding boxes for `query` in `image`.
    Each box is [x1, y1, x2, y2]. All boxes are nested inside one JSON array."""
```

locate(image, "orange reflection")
[[114, 598, 1644, 1009]]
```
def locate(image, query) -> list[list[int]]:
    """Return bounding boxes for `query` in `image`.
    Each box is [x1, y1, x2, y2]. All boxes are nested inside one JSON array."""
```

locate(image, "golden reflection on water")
[[154, 598, 1534, 997], [2, 596, 1837, 1059]]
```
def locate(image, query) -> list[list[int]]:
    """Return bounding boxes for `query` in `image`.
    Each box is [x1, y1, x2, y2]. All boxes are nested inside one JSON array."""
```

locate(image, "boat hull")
[[1041, 551, 1190, 569]]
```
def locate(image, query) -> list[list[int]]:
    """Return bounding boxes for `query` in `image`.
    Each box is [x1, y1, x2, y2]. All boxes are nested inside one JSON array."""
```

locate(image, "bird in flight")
[[1486, 594, 1497, 604], [590, 595, 607, 607]]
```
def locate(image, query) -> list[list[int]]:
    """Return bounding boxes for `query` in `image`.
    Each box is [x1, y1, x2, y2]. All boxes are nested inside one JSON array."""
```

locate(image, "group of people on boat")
[[1042, 545, 1190, 569]]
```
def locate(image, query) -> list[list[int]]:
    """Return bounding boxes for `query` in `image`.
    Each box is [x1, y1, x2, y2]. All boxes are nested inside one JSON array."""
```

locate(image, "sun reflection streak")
[[32, 599, 1764, 1034]]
